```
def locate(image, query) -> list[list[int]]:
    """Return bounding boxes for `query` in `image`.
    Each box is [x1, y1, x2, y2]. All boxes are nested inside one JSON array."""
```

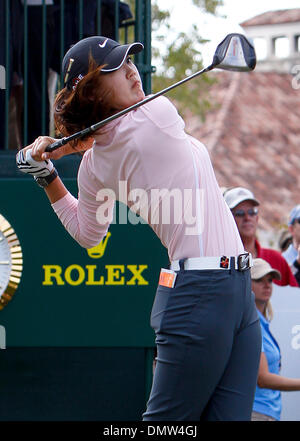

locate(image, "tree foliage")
[[192, 0, 224, 15], [125, 0, 224, 119], [151, 0, 224, 119], [152, 26, 213, 121]]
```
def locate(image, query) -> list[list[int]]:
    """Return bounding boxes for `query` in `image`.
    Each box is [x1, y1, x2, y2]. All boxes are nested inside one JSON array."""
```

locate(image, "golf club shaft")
[[45, 63, 215, 153]]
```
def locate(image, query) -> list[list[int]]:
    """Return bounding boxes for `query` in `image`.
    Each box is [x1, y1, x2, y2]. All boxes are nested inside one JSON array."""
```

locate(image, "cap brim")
[[289, 212, 300, 225], [101, 42, 144, 72], [253, 269, 281, 280], [230, 196, 260, 209]]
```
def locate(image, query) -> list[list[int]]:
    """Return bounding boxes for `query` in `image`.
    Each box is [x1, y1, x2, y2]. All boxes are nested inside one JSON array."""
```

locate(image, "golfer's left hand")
[[16, 148, 54, 177]]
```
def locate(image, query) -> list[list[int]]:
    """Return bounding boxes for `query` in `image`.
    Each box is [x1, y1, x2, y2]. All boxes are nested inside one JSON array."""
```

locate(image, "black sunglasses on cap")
[[233, 207, 258, 218]]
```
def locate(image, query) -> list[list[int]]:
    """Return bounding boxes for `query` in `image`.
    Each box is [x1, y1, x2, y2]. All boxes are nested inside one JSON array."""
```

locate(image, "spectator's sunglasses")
[[293, 218, 300, 225], [232, 207, 258, 218]]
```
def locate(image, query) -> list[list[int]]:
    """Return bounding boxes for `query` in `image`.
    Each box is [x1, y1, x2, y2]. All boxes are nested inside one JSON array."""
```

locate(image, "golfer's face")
[[102, 57, 145, 112]]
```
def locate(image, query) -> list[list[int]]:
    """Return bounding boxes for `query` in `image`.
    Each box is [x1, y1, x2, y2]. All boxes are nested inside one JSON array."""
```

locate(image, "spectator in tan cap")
[[251, 258, 300, 421], [224, 187, 297, 287]]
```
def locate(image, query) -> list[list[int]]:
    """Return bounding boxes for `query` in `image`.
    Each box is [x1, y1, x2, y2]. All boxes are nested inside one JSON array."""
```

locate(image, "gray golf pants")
[[143, 261, 261, 421]]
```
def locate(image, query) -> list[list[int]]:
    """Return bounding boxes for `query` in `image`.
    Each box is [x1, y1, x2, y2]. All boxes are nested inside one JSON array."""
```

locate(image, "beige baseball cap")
[[251, 258, 281, 281]]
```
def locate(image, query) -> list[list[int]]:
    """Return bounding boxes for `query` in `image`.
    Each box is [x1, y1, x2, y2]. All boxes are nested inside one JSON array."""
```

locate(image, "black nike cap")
[[62, 36, 144, 90]]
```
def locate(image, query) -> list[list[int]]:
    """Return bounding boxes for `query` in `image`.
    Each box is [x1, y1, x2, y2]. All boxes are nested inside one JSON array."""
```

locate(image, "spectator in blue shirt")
[[251, 258, 300, 421], [282, 204, 300, 286]]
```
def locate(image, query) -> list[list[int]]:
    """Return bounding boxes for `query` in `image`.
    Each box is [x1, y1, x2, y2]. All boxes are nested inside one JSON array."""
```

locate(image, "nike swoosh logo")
[[99, 39, 108, 49]]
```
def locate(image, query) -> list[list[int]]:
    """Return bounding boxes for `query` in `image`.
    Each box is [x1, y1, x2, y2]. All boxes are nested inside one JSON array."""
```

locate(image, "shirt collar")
[[256, 308, 269, 325]]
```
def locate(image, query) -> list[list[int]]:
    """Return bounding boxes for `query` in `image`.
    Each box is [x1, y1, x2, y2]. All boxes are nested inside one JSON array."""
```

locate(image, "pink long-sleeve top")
[[52, 96, 244, 261]]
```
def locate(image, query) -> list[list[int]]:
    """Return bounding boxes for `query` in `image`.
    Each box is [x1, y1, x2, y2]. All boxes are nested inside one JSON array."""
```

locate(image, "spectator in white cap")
[[282, 204, 300, 286], [251, 258, 300, 421], [223, 187, 297, 287]]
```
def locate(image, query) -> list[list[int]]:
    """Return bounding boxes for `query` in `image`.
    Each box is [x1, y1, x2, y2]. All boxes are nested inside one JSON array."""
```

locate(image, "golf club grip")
[[45, 126, 93, 152], [45, 139, 66, 152]]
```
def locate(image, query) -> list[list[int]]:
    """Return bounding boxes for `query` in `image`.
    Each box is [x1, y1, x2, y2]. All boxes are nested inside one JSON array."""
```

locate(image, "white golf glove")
[[16, 148, 54, 178]]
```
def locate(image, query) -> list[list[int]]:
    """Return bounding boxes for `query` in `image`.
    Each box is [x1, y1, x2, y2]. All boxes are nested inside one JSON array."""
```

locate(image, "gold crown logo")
[[87, 232, 111, 259]]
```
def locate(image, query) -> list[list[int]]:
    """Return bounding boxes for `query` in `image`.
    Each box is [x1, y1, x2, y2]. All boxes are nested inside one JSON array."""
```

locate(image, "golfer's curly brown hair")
[[54, 57, 113, 147]]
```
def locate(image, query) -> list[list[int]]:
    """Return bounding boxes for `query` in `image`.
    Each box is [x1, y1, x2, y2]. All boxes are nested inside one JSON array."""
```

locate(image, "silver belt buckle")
[[237, 253, 250, 271]]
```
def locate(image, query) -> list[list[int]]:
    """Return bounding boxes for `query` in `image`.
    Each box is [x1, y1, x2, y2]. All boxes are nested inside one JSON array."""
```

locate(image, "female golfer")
[[17, 36, 261, 421]]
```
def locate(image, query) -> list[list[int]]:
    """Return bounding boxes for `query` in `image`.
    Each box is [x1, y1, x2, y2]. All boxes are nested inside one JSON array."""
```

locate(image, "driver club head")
[[212, 33, 256, 72]]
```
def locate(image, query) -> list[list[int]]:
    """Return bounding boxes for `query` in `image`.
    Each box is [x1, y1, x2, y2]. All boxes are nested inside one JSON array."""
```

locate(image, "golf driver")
[[46, 33, 256, 153]]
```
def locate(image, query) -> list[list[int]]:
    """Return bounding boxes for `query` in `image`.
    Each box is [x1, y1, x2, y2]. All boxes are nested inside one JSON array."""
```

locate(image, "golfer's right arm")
[[16, 137, 113, 248]]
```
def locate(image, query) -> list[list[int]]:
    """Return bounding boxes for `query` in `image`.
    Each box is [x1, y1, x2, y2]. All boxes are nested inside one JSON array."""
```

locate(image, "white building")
[[240, 9, 300, 73]]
